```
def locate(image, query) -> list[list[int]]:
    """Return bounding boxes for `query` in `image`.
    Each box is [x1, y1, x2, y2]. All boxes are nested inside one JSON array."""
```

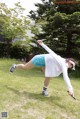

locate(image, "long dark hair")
[[66, 58, 75, 63]]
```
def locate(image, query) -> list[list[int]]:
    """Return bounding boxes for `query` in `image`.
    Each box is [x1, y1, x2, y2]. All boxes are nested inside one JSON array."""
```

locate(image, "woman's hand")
[[37, 40, 43, 45], [67, 90, 76, 99]]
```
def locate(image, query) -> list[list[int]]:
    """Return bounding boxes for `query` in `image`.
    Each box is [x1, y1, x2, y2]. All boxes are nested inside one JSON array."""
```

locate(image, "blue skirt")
[[31, 54, 45, 67]]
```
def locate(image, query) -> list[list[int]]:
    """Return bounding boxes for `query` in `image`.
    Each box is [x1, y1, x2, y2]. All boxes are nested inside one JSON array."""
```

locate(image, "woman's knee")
[[24, 61, 34, 70], [19, 64, 27, 70]]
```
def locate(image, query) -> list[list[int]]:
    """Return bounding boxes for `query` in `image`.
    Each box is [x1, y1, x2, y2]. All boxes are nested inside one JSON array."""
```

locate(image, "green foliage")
[[56, 3, 80, 14], [30, 45, 46, 55], [0, 42, 7, 57], [0, 42, 11, 57], [0, 2, 30, 42], [0, 2, 33, 58], [29, 0, 80, 59], [10, 44, 29, 59], [0, 42, 31, 59]]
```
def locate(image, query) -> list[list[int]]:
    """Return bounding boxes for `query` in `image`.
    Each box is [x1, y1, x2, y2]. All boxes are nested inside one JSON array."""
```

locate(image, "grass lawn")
[[0, 58, 80, 119]]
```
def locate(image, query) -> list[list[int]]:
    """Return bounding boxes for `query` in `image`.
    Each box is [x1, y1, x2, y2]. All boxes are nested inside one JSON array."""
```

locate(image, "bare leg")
[[44, 77, 51, 87], [41, 67, 45, 73], [10, 60, 35, 72], [16, 60, 35, 70], [42, 77, 51, 96]]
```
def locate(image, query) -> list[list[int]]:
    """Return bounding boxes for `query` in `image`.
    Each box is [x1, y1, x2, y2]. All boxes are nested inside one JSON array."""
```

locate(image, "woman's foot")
[[9, 64, 16, 73]]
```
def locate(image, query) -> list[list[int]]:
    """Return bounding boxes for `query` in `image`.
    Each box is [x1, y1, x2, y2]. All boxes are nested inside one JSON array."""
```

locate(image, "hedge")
[[0, 42, 29, 59], [0, 42, 12, 57], [10, 44, 29, 59]]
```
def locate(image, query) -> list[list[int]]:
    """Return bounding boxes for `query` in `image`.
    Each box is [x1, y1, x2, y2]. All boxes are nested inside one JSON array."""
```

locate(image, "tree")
[[29, 0, 80, 59], [55, 0, 80, 14], [0, 2, 30, 43], [0, 2, 34, 57]]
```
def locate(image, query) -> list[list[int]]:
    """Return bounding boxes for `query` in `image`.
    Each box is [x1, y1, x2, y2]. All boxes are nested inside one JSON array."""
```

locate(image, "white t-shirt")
[[41, 43, 73, 92]]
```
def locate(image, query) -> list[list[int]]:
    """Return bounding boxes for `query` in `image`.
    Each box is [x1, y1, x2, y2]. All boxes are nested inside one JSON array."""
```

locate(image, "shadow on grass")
[[5, 85, 65, 109], [14, 69, 44, 78], [5, 85, 69, 110]]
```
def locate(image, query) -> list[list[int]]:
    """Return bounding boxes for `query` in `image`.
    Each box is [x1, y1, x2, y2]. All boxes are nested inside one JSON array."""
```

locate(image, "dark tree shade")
[[29, 0, 80, 59]]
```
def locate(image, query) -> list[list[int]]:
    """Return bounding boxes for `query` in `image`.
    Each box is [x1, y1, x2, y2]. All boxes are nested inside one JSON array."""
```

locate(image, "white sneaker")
[[9, 64, 16, 73], [42, 90, 48, 97]]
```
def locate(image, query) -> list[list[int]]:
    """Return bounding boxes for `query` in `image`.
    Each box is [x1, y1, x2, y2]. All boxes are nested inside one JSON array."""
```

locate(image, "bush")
[[0, 42, 6, 57], [10, 44, 29, 59], [0, 42, 30, 59], [0, 42, 11, 57]]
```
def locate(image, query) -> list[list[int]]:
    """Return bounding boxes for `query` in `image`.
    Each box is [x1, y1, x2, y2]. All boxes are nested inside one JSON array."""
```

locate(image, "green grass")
[[0, 58, 80, 119]]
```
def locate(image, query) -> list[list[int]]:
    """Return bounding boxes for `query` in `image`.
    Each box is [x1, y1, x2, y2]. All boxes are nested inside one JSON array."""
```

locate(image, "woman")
[[10, 40, 75, 97]]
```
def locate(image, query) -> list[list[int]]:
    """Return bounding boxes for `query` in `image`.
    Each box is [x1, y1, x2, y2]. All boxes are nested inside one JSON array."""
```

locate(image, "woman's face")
[[68, 62, 73, 69]]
